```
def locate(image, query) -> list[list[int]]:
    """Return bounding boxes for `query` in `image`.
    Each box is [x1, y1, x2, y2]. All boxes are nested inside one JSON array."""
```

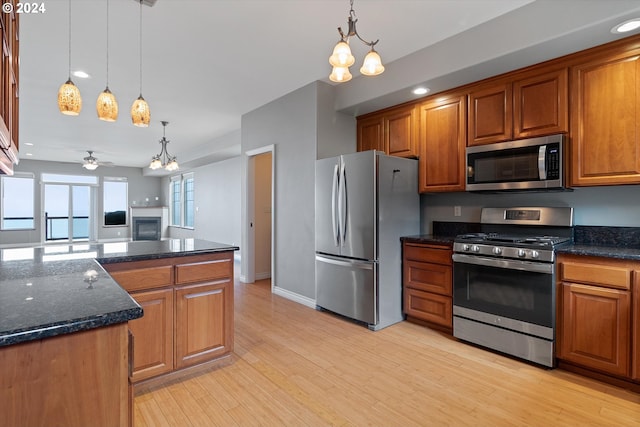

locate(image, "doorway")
[[43, 184, 92, 242], [244, 145, 275, 289]]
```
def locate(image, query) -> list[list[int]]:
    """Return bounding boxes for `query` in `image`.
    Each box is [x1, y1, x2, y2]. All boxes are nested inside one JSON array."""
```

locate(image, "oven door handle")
[[452, 253, 553, 274]]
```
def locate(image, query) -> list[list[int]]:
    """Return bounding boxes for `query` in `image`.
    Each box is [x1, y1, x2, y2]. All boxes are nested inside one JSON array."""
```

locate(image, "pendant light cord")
[[67, 0, 72, 79], [138, 0, 143, 96], [106, 0, 109, 87]]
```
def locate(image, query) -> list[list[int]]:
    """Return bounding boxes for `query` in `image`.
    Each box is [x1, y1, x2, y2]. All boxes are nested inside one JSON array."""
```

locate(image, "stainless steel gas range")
[[452, 207, 574, 367]]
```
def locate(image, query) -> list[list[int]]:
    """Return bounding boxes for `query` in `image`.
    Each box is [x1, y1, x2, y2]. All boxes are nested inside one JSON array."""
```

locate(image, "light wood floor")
[[134, 274, 640, 426]]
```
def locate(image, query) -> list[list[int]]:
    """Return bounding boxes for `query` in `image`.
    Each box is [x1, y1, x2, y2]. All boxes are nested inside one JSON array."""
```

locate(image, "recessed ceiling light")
[[72, 70, 90, 78], [413, 87, 429, 95], [24, 142, 34, 146], [25, 153, 33, 156], [611, 18, 640, 34]]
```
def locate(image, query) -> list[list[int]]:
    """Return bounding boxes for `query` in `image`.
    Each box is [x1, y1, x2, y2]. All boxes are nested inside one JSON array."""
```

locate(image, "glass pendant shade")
[[83, 161, 99, 170], [329, 66, 352, 83], [165, 158, 179, 172], [329, 40, 355, 67], [149, 156, 162, 170], [360, 49, 384, 76], [58, 79, 82, 116], [96, 87, 118, 121], [131, 95, 150, 127]]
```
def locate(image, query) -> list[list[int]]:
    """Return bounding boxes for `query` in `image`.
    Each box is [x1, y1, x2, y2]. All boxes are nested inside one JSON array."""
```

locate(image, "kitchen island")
[[0, 238, 238, 427]]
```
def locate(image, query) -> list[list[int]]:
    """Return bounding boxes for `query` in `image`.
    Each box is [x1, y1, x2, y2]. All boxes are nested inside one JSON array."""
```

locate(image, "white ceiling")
[[18, 0, 640, 174]]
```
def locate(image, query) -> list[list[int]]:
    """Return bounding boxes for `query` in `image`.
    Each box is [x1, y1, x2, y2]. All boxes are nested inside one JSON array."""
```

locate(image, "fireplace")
[[132, 217, 161, 241]]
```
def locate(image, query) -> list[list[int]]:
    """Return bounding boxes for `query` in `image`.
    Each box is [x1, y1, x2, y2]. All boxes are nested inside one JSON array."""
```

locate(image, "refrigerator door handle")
[[315, 254, 374, 270], [331, 163, 340, 246], [338, 161, 347, 246]]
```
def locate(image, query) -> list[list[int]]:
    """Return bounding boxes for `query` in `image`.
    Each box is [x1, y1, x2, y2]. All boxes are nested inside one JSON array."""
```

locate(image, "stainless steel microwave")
[[466, 134, 565, 191]]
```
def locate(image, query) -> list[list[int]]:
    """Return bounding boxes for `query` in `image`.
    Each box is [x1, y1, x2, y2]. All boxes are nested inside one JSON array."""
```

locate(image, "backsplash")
[[574, 226, 640, 248]]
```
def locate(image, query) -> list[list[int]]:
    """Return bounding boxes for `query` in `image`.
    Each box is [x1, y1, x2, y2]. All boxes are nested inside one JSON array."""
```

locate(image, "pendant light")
[[57, 0, 82, 115], [149, 121, 179, 171], [96, 0, 118, 121], [131, 0, 150, 127], [328, 0, 384, 83]]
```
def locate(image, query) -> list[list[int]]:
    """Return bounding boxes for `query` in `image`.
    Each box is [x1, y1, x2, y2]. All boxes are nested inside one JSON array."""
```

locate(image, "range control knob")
[[492, 247, 502, 255], [518, 249, 527, 258], [471, 245, 480, 253], [462, 244, 470, 252], [531, 250, 540, 259]]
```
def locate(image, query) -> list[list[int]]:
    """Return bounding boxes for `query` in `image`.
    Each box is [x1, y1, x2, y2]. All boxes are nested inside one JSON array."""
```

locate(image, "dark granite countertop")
[[556, 245, 640, 261], [0, 239, 238, 347], [401, 235, 456, 246]]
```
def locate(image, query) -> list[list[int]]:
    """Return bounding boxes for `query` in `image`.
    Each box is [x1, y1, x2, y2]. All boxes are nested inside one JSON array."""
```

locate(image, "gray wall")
[[1, 159, 162, 246], [420, 185, 640, 233], [241, 81, 355, 300], [161, 156, 241, 248]]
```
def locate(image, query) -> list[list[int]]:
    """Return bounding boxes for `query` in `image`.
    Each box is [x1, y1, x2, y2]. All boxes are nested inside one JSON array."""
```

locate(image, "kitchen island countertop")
[[0, 239, 238, 347]]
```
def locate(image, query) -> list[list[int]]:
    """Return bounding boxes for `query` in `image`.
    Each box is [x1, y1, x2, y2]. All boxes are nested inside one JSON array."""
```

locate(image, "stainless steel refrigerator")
[[315, 150, 419, 330]]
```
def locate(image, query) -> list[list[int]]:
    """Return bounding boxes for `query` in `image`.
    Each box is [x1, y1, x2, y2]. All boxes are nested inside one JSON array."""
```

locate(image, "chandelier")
[[82, 151, 99, 170], [149, 121, 179, 171], [328, 0, 384, 83]]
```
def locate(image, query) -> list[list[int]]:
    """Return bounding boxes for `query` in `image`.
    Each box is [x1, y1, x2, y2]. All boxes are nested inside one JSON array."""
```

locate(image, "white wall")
[[0, 159, 162, 246], [240, 81, 355, 301], [162, 156, 241, 248]]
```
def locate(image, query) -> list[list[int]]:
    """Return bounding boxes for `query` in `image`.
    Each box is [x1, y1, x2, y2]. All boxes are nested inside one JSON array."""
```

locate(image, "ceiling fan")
[[81, 151, 114, 170]]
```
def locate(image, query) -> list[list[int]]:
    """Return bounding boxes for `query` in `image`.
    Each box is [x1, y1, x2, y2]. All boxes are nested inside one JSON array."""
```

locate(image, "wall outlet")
[[454, 206, 462, 217]]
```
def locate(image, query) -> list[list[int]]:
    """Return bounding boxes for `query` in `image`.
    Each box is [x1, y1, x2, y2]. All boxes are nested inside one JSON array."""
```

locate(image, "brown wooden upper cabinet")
[[569, 46, 640, 186], [0, 1, 20, 174], [418, 92, 466, 192], [467, 68, 568, 146], [357, 103, 418, 158]]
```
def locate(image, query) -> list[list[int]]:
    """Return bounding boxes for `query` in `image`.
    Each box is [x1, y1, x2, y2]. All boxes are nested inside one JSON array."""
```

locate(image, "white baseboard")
[[255, 271, 271, 280], [272, 286, 316, 309]]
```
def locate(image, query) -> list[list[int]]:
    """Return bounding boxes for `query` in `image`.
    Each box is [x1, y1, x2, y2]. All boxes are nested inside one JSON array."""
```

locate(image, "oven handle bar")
[[452, 253, 553, 274]]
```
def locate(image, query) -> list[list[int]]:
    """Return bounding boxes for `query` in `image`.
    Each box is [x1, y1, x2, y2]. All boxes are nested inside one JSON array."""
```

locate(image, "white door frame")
[[242, 144, 275, 291]]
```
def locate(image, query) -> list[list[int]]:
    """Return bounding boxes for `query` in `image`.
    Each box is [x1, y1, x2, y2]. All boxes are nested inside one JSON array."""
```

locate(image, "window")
[[170, 173, 194, 228], [1, 173, 35, 230], [103, 177, 128, 226]]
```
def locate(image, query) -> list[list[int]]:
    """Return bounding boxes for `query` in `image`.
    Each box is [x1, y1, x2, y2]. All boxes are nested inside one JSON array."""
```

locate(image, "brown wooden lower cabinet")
[[402, 241, 453, 332], [0, 324, 131, 427], [103, 251, 234, 383], [557, 254, 636, 382]]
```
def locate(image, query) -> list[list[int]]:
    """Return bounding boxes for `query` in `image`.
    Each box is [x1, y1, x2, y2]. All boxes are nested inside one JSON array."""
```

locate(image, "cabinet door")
[[385, 105, 418, 158], [418, 94, 466, 192], [404, 261, 451, 295], [404, 288, 452, 328], [513, 68, 568, 138], [175, 280, 233, 369], [570, 51, 640, 186], [129, 288, 174, 382], [357, 114, 385, 153], [559, 282, 631, 377], [468, 81, 512, 146]]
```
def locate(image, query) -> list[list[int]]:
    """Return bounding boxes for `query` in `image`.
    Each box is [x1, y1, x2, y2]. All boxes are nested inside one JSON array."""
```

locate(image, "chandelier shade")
[[360, 48, 384, 76], [328, 0, 384, 82]]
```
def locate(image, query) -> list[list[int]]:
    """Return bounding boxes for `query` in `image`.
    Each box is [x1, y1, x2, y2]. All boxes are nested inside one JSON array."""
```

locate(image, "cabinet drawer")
[[404, 260, 452, 295], [175, 256, 232, 285], [109, 266, 173, 292], [404, 288, 452, 328], [404, 244, 452, 265], [560, 261, 631, 290]]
